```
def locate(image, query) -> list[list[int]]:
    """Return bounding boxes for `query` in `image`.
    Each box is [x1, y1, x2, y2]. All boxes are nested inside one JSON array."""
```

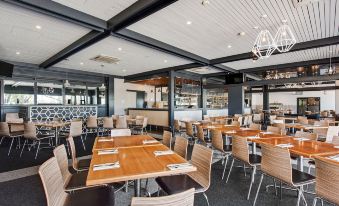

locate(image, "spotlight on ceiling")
[[201, 0, 210, 5]]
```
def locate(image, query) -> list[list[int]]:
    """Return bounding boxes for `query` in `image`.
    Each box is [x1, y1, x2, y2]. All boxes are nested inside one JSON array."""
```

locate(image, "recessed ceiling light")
[[122, 69, 126, 72], [164, 59, 168, 63], [261, 14, 267, 18], [227, 45, 232, 48], [186, 21, 192, 25], [16, 51, 20, 55], [253, 26, 259, 29], [35, 25, 42, 30], [80, 62, 84, 65], [201, 0, 210, 5], [239, 32, 246, 36], [253, 60, 256, 63], [118, 47, 122, 51]]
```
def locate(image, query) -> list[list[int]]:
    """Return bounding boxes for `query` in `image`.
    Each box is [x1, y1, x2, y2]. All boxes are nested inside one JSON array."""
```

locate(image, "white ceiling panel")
[[128, 0, 339, 59], [55, 37, 192, 76], [0, 2, 90, 64], [223, 45, 339, 70], [52, 0, 137, 21]]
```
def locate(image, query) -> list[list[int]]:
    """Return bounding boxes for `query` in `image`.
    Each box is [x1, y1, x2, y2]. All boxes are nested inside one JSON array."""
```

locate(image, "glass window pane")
[[65, 84, 87, 105], [4, 80, 34, 104], [37, 82, 63, 104]]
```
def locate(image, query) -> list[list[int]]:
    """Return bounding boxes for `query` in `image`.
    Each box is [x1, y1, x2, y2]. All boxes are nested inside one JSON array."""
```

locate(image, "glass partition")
[[206, 88, 228, 109], [4, 80, 34, 104], [175, 78, 201, 109], [37, 82, 63, 104]]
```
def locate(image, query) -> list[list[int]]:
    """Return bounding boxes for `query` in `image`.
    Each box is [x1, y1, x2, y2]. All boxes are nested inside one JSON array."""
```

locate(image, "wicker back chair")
[[67, 136, 90, 172], [267, 126, 282, 135], [211, 129, 232, 179], [313, 157, 339, 205], [53, 145, 72, 184], [86, 116, 97, 128], [162, 131, 172, 149], [102, 117, 114, 129], [196, 125, 205, 144], [273, 123, 286, 135], [131, 188, 195, 206], [325, 126, 339, 143], [116, 116, 128, 129], [295, 131, 317, 141], [297, 116, 308, 124], [231, 121, 240, 127], [185, 122, 194, 137], [173, 136, 188, 159]]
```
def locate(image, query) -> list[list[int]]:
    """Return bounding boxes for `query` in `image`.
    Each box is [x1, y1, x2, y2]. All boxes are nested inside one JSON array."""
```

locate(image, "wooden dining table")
[[87, 135, 197, 197], [285, 123, 328, 132], [252, 137, 339, 171], [34, 121, 71, 146]]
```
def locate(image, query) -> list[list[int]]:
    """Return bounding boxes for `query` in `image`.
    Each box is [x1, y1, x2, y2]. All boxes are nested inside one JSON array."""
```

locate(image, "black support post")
[[168, 70, 175, 132], [262, 85, 269, 129], [106, 76, 115, 116], [228, 85, 244, 115], [201, 78, 207, 117]]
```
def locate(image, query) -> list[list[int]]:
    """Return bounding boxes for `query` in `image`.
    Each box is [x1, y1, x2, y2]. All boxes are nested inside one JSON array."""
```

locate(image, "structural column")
[[106, 76, 114, 116], [262, 85, 270, 129], [336, 81, 339, 115], [168, 70, 175, 132], [201, 77, 207, 116], [228, 85, 244, 115]]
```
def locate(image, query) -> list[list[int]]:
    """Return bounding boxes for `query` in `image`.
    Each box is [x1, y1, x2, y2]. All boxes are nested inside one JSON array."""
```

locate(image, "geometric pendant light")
[[274, 20, 296, 52], [252, 30, 277, 59]]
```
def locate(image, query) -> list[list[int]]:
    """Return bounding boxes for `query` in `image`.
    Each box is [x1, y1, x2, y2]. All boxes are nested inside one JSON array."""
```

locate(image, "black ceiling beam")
[[210, 35, 339, 65], [113, 29, 209, 64], [2, 0, 107, 31], [39, 31, 110, 68], [240, 57, 339, 73], [108, 0, 177, 32], [124, 63, 203, 81], [247, 86, 339, 93], [36, 0, 179, 69], [210, 64, 238, 73]]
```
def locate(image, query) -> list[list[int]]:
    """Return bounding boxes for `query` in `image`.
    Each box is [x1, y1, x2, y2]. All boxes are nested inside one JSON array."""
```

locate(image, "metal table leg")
[[252, 142, 257, 154], [297, 156, 304, 172], [134, 179, 141, 197]]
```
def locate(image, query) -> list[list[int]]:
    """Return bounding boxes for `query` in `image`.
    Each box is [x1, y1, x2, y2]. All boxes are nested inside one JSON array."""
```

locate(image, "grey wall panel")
[[228, 85, 244, 115]]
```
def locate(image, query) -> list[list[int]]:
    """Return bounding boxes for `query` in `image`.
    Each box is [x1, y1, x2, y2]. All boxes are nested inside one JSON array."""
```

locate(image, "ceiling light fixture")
[[186, 21, 192, 25], [64, 80, 70, 88], [239, 31, 246, 36], [35, 25, 42, 30], [252, 30, 276, 59], [15, 51, 20, 55], [122, 69, 126, 72], [164, 59, 168, 63], [274, 20, 296, 52], [227, 45, 232, 48], [328, 50, 335, 75], [80, 62, 84, 65], [201, 0, 210, 5], [118, 47, 122, 51]]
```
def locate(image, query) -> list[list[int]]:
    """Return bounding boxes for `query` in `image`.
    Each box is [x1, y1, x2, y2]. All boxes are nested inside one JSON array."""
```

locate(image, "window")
[[4, 80, 34, 104], [37, 82, 63, 104], [65, 85, 87, 105], [87, 87, 97, 105]]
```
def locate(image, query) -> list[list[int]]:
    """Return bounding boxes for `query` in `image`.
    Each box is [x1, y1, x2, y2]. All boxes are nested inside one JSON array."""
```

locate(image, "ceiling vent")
[[292, 0, 320, 7], [90, 55, 120, 64]]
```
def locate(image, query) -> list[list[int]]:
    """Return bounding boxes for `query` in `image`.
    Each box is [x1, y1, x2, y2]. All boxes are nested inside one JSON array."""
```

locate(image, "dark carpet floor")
[[0, 133, 332, 206]]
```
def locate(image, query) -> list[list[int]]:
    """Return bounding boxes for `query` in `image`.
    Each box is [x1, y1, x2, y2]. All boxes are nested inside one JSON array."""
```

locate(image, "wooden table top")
[[314, 153, 339, 165], [229, 130, 287, 139], [87, 144, 196, 186], [34, 121, 71, 128], [252, 137, 339, 158], [285, 123, 328, 130], [92, 135, 159, 151]]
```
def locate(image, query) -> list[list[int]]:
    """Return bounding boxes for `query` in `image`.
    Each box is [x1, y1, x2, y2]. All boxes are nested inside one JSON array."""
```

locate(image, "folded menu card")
[[142, 139, 158, 144], [326, 154, 339, 162], [293, 137, 310, 142], [98, 149, 118, 155], [334, 146, 339, 149], [240, 128, 251, 130], [260, 131, 273, 135], [167, 163, 194, 171], [276, 143, 294, 148], [154, 150, 174, 156], [93, 162, 120, 171], [98, 138, 114, 142], [225, 130, 236, 134]]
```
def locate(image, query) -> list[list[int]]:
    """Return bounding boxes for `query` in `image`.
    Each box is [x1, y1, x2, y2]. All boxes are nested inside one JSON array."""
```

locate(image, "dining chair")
[[294, 131, 317, 141], [102, 117, 114, 135], [174, 120, 185, 135], [273, 123, 287, 135], [267, 126, 282, 135], [53, 145, 102, 192], [185, 122, 195, 144], [269, 115, 277, 124], [85, 116, 98, 139], [297, 116, 308, 125], [162, 131, 172, 149], [133, 117, 148, 134], [247, 115, 253, 126], [324, 126, 339, 143], [67, 136, 91, 172], [226, 135, 261, 200], [0, 122, 23, 156], [20, 122, 54, 159], [312, 157, 339, 206], [203, 115, 210, 121], [211, 129, 232, 180], [243, 116, 249, 127], [231, 121, 240, 127], [110, 129, 131, 137], [115, 115, 128, 129], [253, 144, 315, 206], [196, 125, 210, 146], [238, 116, 243, 127], [173, 136, 188, 159], [253, 114, 262, 124], [156, 144, 213, 206], [249, 123, 261, 130], [39, 157, 115, 206], [61, 121, 86, 151], [131, 188, 195, 206]]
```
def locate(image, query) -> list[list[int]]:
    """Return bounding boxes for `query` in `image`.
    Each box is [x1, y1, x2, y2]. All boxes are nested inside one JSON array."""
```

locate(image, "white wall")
[[114, 78, 155, 115], [252, 90, 336, 113]]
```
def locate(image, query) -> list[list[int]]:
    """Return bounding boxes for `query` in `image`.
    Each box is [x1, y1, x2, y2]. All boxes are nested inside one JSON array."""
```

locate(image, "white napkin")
[[276, 143, 294, 148], [143, 140, 158, 144], [98, 149, 118, 155], [334, 146, 339, 149], [293, 137, 310, 142], [225, 130, 236, 134], [247, 136, 260, 139], [93, 162, 120, 171], [154, 150, 174, 156], [327, 154, 339, 162], [260, 131, 273, 135], [167, 163, 194, 170], [98, 138, 113, 142], [207, 126, 216, 129], [240, 128, 251, 130]]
